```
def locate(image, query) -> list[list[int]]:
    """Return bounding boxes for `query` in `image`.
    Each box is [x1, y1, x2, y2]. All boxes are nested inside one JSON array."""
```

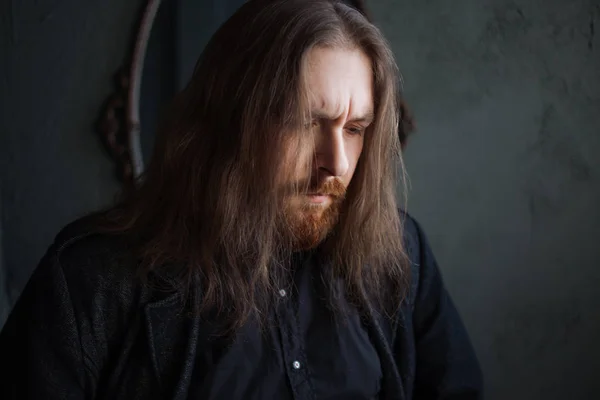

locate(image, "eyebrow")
[[348, 111, 375, 124], [310, 110, 375, 124]]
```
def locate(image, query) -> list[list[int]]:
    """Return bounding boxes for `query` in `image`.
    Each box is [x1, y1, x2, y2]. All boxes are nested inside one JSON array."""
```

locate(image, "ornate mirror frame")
[[96, 0, 162, 188]]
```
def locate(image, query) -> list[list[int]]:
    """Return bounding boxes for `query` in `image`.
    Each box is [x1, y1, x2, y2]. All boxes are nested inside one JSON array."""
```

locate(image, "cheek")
[[279, 140, 314, 182]]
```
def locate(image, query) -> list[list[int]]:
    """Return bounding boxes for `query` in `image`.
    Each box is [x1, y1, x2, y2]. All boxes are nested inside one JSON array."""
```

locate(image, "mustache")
[[279, 177, 347, 200], [306, 178, 346, 199]]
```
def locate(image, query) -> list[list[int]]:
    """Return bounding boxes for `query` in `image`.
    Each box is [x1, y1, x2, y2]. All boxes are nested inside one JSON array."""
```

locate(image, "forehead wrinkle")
[[348, 97, 374, 122], [305, 55, 373, 123], [311, 94, 373, 124], [311, 93, 349, 122]]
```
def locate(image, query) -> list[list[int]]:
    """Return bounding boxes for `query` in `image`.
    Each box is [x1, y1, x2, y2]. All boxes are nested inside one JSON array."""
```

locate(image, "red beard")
[[283, 178, 346, 250]]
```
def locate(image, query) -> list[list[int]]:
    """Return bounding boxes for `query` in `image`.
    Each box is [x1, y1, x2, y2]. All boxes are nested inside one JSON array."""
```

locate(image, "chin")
[[287, 211, 338, 250], [303, 203, 328, 214]]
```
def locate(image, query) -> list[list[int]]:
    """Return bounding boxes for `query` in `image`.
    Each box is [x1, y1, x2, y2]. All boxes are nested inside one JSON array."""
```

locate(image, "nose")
[[315, 125, 349, 178]]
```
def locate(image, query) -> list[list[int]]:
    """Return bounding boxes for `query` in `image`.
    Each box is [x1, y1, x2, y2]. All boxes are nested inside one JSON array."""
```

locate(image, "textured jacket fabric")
[[0, 213, 483, 399]]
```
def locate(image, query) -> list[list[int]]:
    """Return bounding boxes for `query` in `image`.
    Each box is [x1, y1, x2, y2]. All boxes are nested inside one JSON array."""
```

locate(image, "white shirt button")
[[292, 361, 301, 369], [279, 289, 287, 297]]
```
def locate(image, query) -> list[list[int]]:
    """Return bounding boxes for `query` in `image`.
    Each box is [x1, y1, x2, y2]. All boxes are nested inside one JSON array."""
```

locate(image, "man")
[[0, 0, 482, 398]]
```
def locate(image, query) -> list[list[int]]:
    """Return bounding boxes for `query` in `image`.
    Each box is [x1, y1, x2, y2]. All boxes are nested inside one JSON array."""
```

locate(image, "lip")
[[306, 194, 331, 204]]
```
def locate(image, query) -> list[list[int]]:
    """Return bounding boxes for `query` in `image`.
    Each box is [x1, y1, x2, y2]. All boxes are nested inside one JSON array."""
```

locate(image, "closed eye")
[[346, 126, 366, 135]]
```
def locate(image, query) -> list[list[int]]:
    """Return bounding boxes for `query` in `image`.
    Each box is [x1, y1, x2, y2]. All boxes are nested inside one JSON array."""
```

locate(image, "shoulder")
[[398, 209, 439, 307], [52, 215, 133, 270], [399, 209, 425, 265], [45, 215, 143, 307], [1, 216, 150, 381]]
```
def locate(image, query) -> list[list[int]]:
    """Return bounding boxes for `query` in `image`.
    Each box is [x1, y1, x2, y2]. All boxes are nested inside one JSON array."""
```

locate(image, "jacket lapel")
[[144, 290, 200, 400]]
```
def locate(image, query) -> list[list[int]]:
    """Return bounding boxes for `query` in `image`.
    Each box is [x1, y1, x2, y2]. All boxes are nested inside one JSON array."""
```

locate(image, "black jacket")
[[0, 213, 483, 399]]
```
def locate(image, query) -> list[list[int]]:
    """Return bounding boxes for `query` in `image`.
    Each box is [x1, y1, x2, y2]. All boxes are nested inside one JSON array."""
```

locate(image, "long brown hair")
[[101, 0, 410, 332]]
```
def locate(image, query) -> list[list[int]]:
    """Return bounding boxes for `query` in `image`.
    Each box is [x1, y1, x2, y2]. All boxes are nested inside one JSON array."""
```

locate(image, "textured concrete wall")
[[372, 0, 600, 398], [0, 0, 144, 323]]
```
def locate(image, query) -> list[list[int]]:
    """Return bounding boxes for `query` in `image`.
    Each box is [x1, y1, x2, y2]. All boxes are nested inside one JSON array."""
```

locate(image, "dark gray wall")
[[373, 0, 600, 399], [176, 0, 246, 89], [0, 0, 145, 322]]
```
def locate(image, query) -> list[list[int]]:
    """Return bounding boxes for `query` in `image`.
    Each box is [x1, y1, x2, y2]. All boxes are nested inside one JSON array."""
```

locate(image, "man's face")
[[283, 46, 374, 249]]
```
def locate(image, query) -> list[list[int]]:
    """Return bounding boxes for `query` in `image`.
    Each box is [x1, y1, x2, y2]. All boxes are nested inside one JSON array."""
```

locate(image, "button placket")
[[274, 286, 315, 399]]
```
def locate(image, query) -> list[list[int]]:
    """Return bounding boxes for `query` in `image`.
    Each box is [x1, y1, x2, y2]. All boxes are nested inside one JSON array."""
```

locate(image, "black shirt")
[[0, 212, 484, 399], [189, 252, 382, 399]]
